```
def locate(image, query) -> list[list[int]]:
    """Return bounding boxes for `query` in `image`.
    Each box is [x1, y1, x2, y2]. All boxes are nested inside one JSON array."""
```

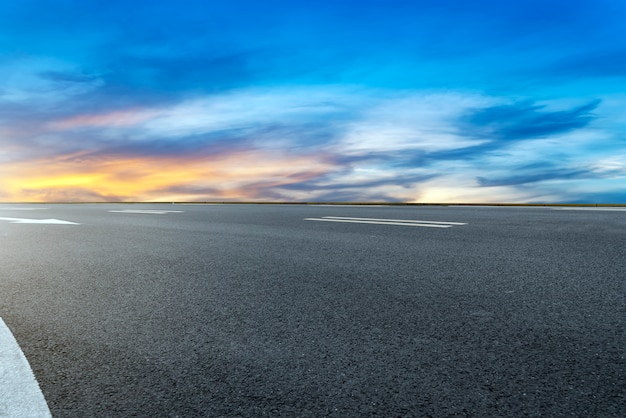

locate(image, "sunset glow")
[[1, 148, 336, 202], [1, 0, 625, 203]]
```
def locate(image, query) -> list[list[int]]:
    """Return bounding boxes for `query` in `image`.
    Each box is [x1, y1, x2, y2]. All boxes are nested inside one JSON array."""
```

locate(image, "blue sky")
[[1, 0, 625, 202]]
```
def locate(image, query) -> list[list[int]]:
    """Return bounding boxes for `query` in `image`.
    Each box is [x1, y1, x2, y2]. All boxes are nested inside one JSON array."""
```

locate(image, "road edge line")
[[0, 317, 51, 417]]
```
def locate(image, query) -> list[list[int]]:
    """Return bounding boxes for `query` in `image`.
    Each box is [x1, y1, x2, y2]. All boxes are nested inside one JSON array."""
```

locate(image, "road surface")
[[1, 204, 624, 416]]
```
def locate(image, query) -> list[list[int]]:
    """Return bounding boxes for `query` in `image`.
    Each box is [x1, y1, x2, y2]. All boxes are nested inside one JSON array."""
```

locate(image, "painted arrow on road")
[[0, 217, 80, 225]]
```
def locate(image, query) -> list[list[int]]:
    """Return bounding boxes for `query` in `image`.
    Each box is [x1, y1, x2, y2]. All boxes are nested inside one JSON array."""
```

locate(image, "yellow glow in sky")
[[0, 149, 335, 202]]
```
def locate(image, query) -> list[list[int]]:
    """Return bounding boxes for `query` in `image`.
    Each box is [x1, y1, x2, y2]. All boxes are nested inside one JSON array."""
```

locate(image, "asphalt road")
[[1, 204, 624, 417]]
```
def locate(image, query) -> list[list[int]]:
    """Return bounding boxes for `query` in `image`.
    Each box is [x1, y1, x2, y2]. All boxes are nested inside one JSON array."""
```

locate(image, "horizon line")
[[1, 202, 625, 207]]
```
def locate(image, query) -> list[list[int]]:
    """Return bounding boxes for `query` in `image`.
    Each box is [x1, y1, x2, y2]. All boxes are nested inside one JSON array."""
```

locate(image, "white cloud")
[[336, 92, 494, 154], [7, 82, 625, 203], [98, 87, 497, 156], [139, 86, 363, 139], [590, 155, 626, 177]]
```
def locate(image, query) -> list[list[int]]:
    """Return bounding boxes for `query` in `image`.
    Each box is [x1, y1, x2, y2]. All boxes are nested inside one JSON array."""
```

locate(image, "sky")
[[1, 0, 625, 203]]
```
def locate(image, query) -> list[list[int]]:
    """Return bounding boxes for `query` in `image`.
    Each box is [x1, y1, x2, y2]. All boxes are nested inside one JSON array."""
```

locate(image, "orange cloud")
[[0, 149, 336, 202]]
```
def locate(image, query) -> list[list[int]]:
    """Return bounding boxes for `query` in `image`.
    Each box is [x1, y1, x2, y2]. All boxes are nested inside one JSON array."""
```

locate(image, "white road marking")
[[0, 208, 48, 211], [0, 318, 52, 418], [305, 218, 452, 227], [0, 217, 79, 225], [447, 205, 549, 209], [304, 216, 466, 228], [108, 210, 184, 215], [446, 205, 626, 211], [551, 207, 626, 212], [308, 204, 386, 207], [323, 216, 467, 225]]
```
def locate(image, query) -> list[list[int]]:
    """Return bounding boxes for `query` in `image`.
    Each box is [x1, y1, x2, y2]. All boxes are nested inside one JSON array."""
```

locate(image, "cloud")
[[0, 57, 104, 105], [335, 92, 494, 155], [139, 87, 358, 138], [590, 154, 626, 177], [461, 100, 600, 142], [0, 145, 337, 202], [564, 191, 626, 204], [413, 174, 558, 204], [1, 82, 624, 203], [275, 169, 436, 203], [477, 168, 590, 187], [17, 188, 126, 203], [39, 70, 101, 84], [476, 155, 626, 190], [48, 108, 159, 130]]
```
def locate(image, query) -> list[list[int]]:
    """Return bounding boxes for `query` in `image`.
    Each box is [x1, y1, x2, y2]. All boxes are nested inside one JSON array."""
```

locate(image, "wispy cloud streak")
[[1, 1, 625, 202], [2, 86, 623, 202]]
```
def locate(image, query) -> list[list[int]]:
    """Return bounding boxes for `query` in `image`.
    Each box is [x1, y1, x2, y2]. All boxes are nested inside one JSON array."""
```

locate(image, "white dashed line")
[[323, 216, 467, 225], [551, 207, 626, 212], [108, 210, 184, 215], [304, 216, 466, 228], [447, 205, 549, 209], [308, 205, 387, 207], [0, 318, 52, 417]]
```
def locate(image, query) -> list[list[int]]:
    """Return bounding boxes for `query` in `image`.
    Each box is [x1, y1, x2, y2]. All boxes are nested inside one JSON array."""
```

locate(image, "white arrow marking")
[[0, 208, 48, 211], [0, 217, 80, 225], [0, 317, 52, 417]]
